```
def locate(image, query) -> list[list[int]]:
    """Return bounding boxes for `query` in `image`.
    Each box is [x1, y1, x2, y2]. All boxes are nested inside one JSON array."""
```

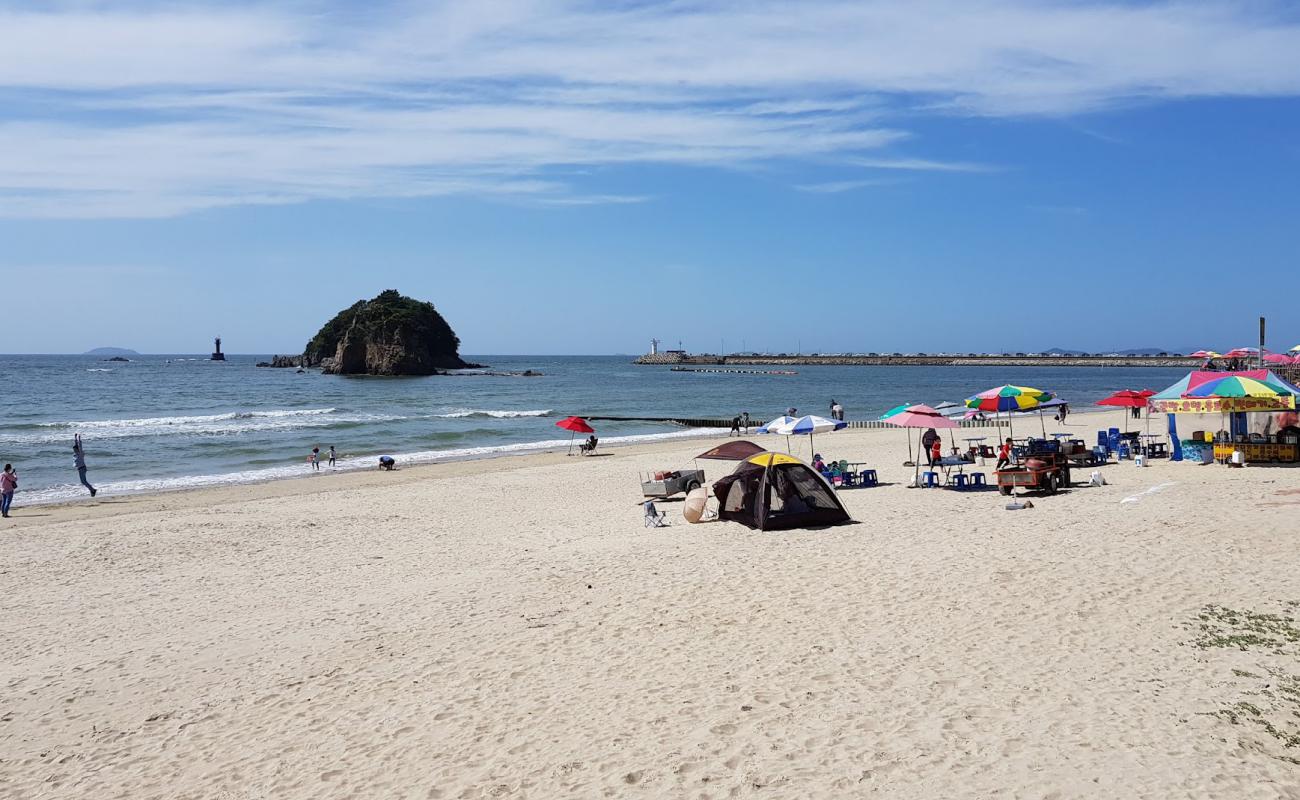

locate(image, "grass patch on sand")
[[1188, 603, 1300, 765]]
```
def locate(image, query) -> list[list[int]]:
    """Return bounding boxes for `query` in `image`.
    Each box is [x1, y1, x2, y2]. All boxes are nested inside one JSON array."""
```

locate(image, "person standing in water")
[[73, 434, 96, 497], [328, 446, 337, 468], [1, 464, 16, 517], [309, 447, 321, 471]]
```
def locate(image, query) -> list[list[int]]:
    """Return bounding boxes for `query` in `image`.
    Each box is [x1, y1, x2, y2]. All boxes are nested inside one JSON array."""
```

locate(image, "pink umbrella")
[[884, 404, 960, 481], [1263, 352, 1293, 365]]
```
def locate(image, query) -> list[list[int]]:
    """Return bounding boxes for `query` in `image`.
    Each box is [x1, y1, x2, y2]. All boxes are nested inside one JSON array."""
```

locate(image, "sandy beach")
[[3, 420, 1299, 799]]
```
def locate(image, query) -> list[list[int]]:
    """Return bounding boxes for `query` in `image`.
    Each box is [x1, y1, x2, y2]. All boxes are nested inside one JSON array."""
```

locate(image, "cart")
[[640, 469, 706, 498], [995, 451, 1070, 496]]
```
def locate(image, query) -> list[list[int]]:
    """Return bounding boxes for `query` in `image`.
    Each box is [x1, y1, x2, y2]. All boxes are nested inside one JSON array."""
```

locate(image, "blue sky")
[[2, 1, 1300, 355]]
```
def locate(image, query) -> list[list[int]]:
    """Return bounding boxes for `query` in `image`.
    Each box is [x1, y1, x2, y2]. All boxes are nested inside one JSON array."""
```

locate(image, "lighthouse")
[[210, 336, 226, 361]]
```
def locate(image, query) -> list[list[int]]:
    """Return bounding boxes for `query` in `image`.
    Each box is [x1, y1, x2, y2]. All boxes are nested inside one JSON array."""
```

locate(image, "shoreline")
[[4, 406, 1124, 527], [4, 407, 1122, 513]]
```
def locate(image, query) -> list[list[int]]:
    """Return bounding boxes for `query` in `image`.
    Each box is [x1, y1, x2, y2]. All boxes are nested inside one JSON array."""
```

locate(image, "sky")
[[2, 0, 1300, 356]]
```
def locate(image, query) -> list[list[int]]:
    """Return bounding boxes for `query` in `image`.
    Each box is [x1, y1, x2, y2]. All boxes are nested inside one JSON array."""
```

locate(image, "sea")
[[0, 354, 1189, 504]]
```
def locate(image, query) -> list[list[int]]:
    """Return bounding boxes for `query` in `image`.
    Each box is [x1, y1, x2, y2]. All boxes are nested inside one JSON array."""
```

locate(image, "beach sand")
[[3, 420, 1299, 798]]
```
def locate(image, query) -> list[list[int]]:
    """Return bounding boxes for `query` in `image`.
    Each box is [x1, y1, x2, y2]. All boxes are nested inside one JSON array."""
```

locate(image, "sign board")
[[1152, 396, 1295, 413]]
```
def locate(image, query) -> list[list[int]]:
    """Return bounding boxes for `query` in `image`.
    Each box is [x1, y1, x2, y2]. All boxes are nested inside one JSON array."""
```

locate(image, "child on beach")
[[930, 437, 943, 465], [309, 448, 320, 471], [1, 464, 16, 517], [996, 437, 1014, 470], [328, 446, 336, 467]]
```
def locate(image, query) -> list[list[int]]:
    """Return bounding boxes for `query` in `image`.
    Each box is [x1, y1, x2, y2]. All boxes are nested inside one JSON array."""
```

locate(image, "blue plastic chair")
[[951, 474, 969, 489], [922, 471, 939, 487], [860, 469, 878, 486], [971, 473, 987, 487]]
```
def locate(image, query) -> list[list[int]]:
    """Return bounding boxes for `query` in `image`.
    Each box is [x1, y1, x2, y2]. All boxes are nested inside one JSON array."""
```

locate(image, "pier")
[[637, 353, 1201, 368]]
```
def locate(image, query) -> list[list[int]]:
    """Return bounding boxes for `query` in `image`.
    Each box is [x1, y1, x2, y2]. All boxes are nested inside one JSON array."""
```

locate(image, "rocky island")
[[295, 290, 481, 376]]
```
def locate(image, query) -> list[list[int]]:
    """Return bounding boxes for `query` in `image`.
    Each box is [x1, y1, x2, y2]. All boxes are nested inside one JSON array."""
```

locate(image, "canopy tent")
[[712, 452, 851, 531], [1151, 370, 1300, 414], [695, 440, 766, 461]]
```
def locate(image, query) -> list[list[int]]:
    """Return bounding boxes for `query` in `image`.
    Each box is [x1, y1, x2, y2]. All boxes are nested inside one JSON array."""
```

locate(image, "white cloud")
[[794, 180, 894, 194], [1, 1, 1299, 217], [850, 157, 1000, 173]]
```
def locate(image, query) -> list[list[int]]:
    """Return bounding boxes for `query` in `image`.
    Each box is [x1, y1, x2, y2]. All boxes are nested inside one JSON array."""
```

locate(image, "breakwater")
[[636, 353, 1201, 368]]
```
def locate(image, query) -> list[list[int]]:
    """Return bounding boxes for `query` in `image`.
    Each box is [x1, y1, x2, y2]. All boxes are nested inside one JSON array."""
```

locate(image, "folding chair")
[[643, 500, 668, 528]]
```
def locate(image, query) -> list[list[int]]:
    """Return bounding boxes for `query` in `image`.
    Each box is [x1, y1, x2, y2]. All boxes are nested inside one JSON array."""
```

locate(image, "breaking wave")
[[431, 408, 554, 419]]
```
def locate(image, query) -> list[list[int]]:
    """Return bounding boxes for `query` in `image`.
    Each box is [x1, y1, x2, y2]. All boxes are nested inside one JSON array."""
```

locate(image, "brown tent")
[[712, 452, 850, 531], [695, 440, 766, 460]]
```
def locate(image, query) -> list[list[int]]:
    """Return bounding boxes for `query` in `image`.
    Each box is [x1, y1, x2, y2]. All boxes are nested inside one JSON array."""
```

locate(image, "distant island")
[[296, 290, 483, 376], [84, 347, 139, 356]]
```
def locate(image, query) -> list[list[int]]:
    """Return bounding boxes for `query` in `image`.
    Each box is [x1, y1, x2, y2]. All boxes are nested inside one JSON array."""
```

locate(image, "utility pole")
[[1260, 316, 1266, 370]]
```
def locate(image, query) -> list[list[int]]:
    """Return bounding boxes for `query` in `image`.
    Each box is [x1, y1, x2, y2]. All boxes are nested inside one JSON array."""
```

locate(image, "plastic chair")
[[951, 474, 969, 489], [860, 469, 878, 486], [922, 471, 939, 488], [970, 473, 987, 487], [1117, 443, 1131, 460], [840, 470, 857, 487]]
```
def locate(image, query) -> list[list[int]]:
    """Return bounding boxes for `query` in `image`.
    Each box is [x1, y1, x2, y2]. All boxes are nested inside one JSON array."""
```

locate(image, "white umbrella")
[[761, 414, 847, 456]]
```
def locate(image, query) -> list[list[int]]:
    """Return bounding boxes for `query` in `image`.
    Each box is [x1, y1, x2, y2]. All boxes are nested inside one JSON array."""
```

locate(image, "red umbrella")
[[1096, 389, 1154, 433], [556, 415, 595, 455]]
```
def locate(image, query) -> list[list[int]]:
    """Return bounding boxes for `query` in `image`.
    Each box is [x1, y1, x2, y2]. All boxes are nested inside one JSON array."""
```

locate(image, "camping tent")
[[711, 452, 851, 531]]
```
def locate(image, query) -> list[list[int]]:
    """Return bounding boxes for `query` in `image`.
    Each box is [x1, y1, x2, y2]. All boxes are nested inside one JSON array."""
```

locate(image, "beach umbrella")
[[756, 414, 797, 452], [883, 404, 959, 483], [1263, 352, 1293, 365], [762, 414, 846, 456], [1096, 389, 1153, 434], [964, 385, 1053, 439], [555, 415, 594, 455], [1291, 345, 1300, 354], [1189, 350, 1221, 359], [880, 403, 915, 462]]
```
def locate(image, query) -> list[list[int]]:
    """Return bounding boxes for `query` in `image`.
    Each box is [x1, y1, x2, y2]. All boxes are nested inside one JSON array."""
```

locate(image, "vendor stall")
[[1151, 370, 1300, 465]]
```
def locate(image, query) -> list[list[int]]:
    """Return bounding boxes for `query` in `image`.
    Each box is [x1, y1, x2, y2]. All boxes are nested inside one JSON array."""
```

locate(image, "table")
[[962, 437, 988, 464], [1139, 435, 1167, 458], [934, 455, 976, 485]]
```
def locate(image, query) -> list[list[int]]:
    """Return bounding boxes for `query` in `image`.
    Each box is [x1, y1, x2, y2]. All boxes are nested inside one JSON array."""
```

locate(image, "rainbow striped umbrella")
[[965, 384, 1054, 438], [1183, 373, 1297, 400]]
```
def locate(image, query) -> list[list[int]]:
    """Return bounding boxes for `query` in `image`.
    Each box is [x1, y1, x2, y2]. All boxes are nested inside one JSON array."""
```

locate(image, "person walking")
[[741, 411, 750, 434], [1, 464, 16, 517], [832, 401, 845, 421], [729, 415, 741, 437], [328, 445, 337, 468], [921, 428, 940, 467], [310, 447, 321, 471], [73, 434, 96, 497]]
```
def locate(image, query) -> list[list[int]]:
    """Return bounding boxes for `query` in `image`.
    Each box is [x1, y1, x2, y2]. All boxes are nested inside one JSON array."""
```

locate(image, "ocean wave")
[[1, 408, 410, 445], [86, 368, 113, 372], [431, 408, 554, 419], [14, 426, 719, 505]]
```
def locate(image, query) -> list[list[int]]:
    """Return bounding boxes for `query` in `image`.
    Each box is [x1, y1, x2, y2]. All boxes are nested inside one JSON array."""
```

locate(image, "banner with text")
[[1153, 397, 1295, 413]]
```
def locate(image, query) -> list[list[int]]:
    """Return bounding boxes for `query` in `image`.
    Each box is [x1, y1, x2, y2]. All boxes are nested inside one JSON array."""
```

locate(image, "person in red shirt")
[[1, 464, 16, 518], [930, 437, 943, 465], [995, 437, 1014, 470]]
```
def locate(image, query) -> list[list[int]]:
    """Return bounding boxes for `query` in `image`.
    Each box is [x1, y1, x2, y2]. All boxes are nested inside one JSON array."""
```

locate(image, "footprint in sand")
[[710, 723, 738, 735]]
